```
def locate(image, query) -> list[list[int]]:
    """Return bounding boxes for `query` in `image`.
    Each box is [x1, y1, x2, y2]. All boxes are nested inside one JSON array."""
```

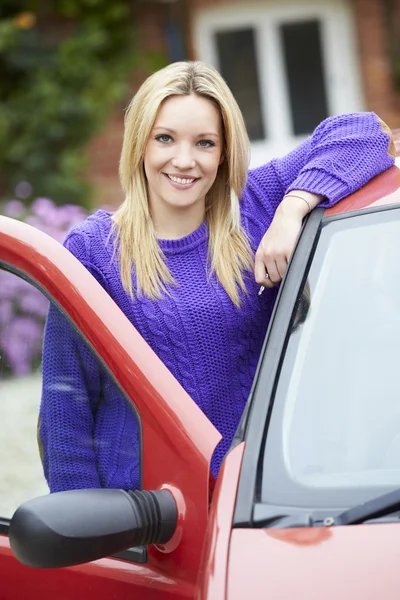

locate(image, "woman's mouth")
[[164, 173, 198, 189]]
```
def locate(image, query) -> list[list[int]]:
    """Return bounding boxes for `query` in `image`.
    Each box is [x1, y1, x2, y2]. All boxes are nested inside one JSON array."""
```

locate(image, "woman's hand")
[[255, 191, 323, 289]]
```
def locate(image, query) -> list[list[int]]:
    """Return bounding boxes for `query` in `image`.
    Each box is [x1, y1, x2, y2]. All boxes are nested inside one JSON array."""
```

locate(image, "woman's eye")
[[197, 139, 215, 148], [155, 134, 172, 143]]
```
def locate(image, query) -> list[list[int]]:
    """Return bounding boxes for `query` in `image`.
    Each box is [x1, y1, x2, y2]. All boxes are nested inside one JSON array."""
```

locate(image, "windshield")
[[261, 208, 400, 509]]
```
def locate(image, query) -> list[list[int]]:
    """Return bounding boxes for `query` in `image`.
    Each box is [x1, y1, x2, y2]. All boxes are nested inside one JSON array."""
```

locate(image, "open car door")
[[0, 216, 220, 599]]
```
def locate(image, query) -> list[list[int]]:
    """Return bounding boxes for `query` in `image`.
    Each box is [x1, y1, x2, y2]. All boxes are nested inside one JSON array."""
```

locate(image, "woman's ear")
[[219, 152, 225, 165]]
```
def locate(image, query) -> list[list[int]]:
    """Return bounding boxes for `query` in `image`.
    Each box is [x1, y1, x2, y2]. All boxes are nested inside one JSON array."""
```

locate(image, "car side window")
[[0, 268, 141, 522], [261, 208, 400, 509]]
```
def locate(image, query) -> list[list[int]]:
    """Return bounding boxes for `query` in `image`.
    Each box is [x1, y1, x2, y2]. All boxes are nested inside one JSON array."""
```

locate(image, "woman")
[[39, 61, 396, 492]]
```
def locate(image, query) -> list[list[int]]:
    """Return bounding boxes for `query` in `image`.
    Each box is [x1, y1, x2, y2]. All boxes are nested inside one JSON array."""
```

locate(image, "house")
[[87, 0, 400, 206]]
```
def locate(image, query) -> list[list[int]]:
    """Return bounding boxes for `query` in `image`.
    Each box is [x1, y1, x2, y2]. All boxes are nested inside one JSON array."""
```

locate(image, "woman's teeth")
[[167, 175, 196, 184]]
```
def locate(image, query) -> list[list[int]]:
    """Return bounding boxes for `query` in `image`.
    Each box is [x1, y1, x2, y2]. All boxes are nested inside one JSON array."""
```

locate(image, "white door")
[[193, 0, 365, 167]]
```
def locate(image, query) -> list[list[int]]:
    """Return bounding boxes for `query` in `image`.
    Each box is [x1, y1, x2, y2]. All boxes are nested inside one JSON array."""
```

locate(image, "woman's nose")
[[171, 146, 195, 170]]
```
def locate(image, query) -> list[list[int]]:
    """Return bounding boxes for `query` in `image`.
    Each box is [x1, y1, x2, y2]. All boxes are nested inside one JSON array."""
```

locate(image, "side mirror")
[[9, 488, 177, 569]]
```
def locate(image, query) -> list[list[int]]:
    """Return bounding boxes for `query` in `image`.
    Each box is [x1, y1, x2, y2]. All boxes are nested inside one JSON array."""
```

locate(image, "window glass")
[[262, 210, 400, 509], [0, 268, 140, 520], [280, 19, 329, 135], [215, 27, 265, 141]]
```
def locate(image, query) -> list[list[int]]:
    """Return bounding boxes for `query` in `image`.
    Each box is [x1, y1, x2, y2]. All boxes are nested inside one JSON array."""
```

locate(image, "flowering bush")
[[0, 197, 88, 376]]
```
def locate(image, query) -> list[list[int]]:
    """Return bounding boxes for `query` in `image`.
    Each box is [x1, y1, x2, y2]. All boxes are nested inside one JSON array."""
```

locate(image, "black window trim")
[[0, 261, 147, 564], [233, 201, 400, 528], [232, 207, 324, 527]]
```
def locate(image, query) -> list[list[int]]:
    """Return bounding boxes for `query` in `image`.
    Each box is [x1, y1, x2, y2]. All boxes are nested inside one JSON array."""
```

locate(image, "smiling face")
[[144, 93, 224, 231]]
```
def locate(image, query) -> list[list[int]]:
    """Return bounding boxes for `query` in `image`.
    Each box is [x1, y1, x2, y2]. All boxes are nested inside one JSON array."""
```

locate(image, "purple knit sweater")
[[39, 113, 394, 492]]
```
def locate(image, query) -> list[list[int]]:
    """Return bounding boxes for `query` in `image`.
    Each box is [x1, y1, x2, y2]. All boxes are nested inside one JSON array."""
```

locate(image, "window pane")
[[215, 28, 265, 141], [262, 210, 400, 509], [281, 20, 328, 135], [0, 269, 140, 519], [0, 271, 49, 518]]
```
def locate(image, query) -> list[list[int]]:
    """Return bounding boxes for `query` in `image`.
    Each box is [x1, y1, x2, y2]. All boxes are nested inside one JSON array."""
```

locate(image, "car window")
[[0, 267, 141, 521], [261, 208, 400, 509]]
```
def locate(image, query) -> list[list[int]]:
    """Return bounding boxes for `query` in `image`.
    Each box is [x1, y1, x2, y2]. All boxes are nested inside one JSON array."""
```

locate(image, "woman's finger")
[[264, 259, 280, 284], [275, 254, 288, 280], [255, 252, 268, 285]]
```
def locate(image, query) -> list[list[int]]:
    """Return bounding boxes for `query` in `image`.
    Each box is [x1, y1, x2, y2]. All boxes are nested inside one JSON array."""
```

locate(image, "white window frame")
[[193, 0, 365, 166]]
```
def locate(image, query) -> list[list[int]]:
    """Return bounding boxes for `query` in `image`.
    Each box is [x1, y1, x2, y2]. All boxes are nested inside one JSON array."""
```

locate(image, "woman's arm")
[[38, 229, 109, 492], [251, 112, 396, 287], [267, 113, 395, 206], [38, 304, 102, 492]]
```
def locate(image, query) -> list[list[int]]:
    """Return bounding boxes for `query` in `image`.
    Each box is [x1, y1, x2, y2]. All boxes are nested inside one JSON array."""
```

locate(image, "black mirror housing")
[[9, 488, 177, 569]]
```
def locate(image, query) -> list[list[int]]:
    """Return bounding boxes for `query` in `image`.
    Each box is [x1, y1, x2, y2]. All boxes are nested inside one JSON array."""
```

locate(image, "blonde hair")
[[113, 60, 254, 306]]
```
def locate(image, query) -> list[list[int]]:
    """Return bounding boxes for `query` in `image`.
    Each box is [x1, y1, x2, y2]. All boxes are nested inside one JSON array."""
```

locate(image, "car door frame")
[[0, 215, 221, 598]]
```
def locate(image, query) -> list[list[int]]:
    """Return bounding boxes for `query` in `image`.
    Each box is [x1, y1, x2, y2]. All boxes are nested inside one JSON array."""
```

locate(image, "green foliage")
[[0, 1, 142, 205]]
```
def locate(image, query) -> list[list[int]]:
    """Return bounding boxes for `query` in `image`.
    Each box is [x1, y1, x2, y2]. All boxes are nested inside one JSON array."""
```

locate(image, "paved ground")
[[0, 374, 48, 519]]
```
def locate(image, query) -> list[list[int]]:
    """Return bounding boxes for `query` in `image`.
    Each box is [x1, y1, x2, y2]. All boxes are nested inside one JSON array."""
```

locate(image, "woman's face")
[[144, 93, 224, 219]]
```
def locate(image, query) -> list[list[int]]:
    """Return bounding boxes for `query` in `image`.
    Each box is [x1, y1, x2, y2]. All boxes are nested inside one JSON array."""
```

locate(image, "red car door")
[[0, 215, 221, 599]]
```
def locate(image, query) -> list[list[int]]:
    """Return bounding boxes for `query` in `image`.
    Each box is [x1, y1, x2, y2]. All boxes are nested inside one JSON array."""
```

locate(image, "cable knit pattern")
[[38, 112, 395, 492]]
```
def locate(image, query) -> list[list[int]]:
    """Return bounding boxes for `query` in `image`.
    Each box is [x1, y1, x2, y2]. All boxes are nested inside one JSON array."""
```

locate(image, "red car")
[[1, 133, 400, 599]]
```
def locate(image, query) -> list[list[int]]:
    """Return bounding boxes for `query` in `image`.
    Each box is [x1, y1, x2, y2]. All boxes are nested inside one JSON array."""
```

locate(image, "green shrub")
[[0, 1, 143, 206]]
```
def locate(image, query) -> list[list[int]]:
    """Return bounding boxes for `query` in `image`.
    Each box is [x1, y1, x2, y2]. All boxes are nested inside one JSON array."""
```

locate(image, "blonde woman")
[[39, 61, 395, 492]]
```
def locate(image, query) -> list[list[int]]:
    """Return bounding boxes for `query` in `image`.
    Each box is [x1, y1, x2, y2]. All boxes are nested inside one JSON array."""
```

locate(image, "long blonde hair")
[[113, 60, 253, 306]]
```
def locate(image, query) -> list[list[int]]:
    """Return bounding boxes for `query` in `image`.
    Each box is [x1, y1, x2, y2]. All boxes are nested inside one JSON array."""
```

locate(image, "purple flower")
[[25, 214, 43, 229], [0, 301, 12, 325], [28, 198, 89, 241], [0, 272, 30, 300], [2, 200, 25, 218], [30, 197, 56, 218], [19, 289, 49, 318], [14, 181, 32, 199], [57, 204, 88, 227], [2, 317, 42, 376], [0, 196, 89, 375]]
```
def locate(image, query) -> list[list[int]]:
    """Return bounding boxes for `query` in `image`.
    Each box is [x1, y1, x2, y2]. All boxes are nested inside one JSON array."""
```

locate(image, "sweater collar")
[[158, 220, 208, 255], [95, 210, 208, 256]]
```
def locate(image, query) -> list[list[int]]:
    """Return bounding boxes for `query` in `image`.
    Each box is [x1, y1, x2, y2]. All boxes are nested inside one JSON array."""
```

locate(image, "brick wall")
[[352, 0, 400, 128], [87, 0, 400, 207], [86, 3, 168, 207]]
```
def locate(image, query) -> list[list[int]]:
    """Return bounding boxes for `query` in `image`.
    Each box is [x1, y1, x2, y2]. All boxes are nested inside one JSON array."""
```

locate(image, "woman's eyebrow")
[[199, 132, 220, 138], [153, 126, 176, 133]]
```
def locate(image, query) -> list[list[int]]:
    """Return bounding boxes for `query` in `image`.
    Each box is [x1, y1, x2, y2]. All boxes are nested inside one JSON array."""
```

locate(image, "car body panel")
[[197, 442, 245, 600], [0, 537, 193, 599], [325, 165, 400, 216], [0, 216, 221, 592], [227, 524, 400, 599]]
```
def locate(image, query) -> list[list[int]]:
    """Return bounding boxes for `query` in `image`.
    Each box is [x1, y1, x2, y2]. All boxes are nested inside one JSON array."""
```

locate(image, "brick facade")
[[86, 3, 168, 207], [352, 0, 400, 126], [87, 0, 400, 207]]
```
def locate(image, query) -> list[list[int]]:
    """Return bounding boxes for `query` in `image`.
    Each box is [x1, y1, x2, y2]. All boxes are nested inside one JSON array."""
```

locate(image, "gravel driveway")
[[0, 374, 49, 519]]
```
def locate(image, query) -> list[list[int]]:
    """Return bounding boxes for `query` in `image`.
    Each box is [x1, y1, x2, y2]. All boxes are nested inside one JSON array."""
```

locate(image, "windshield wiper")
[[253, 491, 400, 530], [332, 488, 400, 526]]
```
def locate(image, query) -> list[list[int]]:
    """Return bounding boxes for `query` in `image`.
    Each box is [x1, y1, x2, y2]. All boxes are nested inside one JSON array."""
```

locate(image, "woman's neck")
[[151, 203, 206, 240]]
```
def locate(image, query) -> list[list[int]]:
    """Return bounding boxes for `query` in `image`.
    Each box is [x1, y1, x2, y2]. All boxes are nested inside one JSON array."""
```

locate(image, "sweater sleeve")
[[245, 112, 396, 217], [38, 230, 106, 492]]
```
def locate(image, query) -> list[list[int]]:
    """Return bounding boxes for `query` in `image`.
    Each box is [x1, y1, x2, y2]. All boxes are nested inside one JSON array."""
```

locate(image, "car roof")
[[325, 128, 400, 217]]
